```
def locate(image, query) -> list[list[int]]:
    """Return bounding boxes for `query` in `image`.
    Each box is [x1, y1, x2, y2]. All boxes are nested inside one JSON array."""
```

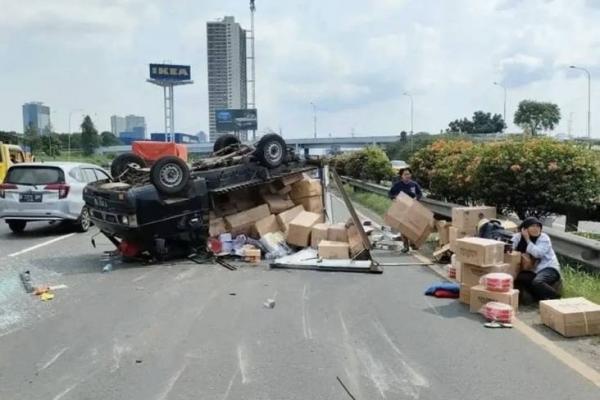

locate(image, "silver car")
[[0, 162, 111, 233]]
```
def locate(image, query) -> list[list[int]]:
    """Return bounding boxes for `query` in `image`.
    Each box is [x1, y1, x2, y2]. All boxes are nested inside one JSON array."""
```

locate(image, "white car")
[[0, 162, 111, 233]]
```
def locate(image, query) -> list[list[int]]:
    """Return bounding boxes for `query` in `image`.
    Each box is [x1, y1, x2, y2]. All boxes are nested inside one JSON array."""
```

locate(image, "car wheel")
[[7, 220, 26, 234], [111, 152, 147, 178], [254, 133, 287, 168], [75, 207, 91, 232], [213, 134, 241, 154], [150, 156, 190, 195]]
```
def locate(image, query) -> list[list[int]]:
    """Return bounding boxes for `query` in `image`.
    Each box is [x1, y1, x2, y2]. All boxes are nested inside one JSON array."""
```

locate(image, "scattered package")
[[384, 192, 434, 249], [479, 272, 513, 292], [318, 240, 350, 259], [540, 297, 600, 337], [469, 285, 519, 313], [451, 206, 496, 235], [481, 302, 514, 323]]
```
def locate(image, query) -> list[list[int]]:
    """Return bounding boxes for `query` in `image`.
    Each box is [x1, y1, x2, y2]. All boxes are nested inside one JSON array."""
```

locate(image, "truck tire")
[[213, 134, 240, 154], [7, 220, 26, 234], [150, 156, 190, 195], [111, 152, 147, 178], [255, 134, 287, 168]]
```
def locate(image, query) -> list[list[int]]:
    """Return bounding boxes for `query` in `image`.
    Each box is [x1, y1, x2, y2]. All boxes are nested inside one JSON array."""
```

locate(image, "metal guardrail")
[[341, 176, 600, 269]]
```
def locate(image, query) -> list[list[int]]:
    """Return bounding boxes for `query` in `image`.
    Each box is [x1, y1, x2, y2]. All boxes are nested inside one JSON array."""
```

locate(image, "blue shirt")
[[389, 180, 423, 200], [511, 232, 560, 274]]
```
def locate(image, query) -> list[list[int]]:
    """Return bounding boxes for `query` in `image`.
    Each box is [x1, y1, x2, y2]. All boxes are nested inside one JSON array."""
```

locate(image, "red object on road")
[[480, 272, 513, 292], [119, 240, 142, 258], [132, 141, 188, 162], [482, 302, 514, 323]]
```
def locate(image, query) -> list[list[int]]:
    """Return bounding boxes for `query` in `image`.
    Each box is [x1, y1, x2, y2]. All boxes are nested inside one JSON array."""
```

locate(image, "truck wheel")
[[7, 220, 26, 234], [213, 134, 240, 154], [255, 134, 287, 168], [111, 152, 147, 178], [150, 156, 190, 195]]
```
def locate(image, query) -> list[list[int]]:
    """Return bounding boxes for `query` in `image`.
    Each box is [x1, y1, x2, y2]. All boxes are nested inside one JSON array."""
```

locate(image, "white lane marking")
[[423, 297, 443, 320], [237, 344, 250, 384], [38, 347, 69, 371], [174, 268, 197, 281], [222, 369, 239, 400], [338, 311, 349, 336], [302, 284, 312, 339], [356, 347, 389, 398], [110, 342, 131, 373], [132, 273, 149, 282], [52, 383, 78, 400], [156, 360, 189, 400], [8, 233, 76, 258]]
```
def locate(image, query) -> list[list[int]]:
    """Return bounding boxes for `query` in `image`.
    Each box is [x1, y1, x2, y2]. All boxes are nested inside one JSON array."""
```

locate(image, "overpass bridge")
[[96, 135, 401, 156]]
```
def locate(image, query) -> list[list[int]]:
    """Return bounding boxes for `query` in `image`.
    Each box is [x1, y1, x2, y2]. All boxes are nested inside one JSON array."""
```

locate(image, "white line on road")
[[38, 347, 69, 372], [156, 360, 189, 400], [52, 383, 78, 400], [237, 344, 250, 384], [302, 284, 313, 339], [8, 233, 76, 258]]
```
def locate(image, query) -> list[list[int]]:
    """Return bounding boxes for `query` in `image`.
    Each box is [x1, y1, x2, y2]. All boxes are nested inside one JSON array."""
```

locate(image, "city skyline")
[[0, 1, 599, 139]]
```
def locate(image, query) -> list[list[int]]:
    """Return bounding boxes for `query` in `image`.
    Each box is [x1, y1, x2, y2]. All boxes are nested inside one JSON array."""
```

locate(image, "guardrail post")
[[565, 210, 581, 232]]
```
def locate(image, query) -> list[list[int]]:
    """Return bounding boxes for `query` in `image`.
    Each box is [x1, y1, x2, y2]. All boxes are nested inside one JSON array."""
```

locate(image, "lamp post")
[[403, 92, 414, 150], [310, 102, 317, 138], [569, 65, 591, 144], [68, 109, 84, 161], [493, 81, 507, 131]]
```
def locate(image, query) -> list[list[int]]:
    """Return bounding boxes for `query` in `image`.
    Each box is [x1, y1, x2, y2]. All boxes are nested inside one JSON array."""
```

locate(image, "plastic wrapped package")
[[479, 272, 513, 292], [482, 302, 514, 323]]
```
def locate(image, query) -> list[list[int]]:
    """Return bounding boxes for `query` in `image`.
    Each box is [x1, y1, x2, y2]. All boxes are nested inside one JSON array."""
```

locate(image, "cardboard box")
[[455, 237, 505, 267], [290, 177, 322, 199], [224, 204, 270, 236], [451, 254, 462, 282], [436, 220, 451, 245], [261, 193, 295, 214], [295, 195, 323, 213], [347, 223, 367, 257], [328, 223, 348, 243], [504, 251, 521, 273], [287, 211, 323, 247], [318, 240, 350, 259], [449, 226, 470, 253], [459, 283, 470, 304], [209, 217, 227, 237], [311, 223, 330, 248], [452, 206, 496, 233], [469, 285, 519, 313], [279, 173, 304, 187], [254, 215, 282, 237], [540, 297, 600, 337], [276, 205, 305, 233], [384, 192, 434, 248], [460, 262, 512, 287]]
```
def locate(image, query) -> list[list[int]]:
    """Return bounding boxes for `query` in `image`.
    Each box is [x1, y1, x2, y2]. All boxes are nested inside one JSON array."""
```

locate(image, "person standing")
[[388, 168, 423, 252], [512, 217, 562, 301]]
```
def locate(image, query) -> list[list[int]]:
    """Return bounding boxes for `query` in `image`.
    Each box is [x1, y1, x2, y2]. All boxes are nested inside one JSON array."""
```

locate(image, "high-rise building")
[[110, 115, 126, 136], [207, 16, 248, 141], [125, 115, 146, 133], [22, 102, 51, 135], [197, 130, 207, 142]]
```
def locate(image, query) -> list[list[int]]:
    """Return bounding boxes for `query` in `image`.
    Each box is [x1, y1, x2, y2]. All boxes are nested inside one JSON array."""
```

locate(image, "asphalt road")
[[0, 201, 599, 400]]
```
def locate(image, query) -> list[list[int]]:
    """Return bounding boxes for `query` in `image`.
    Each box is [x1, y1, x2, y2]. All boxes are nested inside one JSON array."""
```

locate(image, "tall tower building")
[[207, 16, 248, 141], [22, 102, 51, 135]]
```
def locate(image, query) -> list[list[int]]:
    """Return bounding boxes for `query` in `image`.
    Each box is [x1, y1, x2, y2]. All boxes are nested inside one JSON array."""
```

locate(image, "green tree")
[[400, 131, 407, 143], [385, 132, 435, 162], [0, 131, 19, 144], [447, 118, 473, 134], [100, 131, 122, 146], [24, 125, 42, 155], [447, 111, 505, 134], [514, 100, 561, 136], [80, 115, 99, 156]]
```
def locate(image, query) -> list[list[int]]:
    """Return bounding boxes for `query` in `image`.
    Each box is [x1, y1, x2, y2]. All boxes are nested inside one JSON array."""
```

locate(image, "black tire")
[[111, 152, 147, 178], [7, 220, 26, 234], [213, 134, 241, 154], [150, 156, 190, 195], [254, 134, 287, 168], [75, 207, 91, 233]]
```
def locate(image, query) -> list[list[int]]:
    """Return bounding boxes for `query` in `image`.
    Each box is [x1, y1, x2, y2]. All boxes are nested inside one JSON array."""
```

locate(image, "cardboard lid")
[[456, 237, 504, 247], [289, 211, 322, 227]]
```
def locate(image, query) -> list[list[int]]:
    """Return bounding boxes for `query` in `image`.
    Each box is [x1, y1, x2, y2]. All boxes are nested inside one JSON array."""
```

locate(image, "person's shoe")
[[401, 247, 410, 254]]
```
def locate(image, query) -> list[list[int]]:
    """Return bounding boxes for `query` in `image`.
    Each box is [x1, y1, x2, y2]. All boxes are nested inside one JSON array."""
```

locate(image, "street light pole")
[[493, 82, 507, 131], [310, 102, 317, 138], [403, 92, 414, 151], [570, 65, 591, 144]]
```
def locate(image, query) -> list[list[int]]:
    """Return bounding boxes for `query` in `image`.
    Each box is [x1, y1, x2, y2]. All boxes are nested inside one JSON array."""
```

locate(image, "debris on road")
[[336, 376, 357, 400], [19, 271, 34, 293], [424, 282, 460, 298], [102, 263, 113, 273], [49, 284, 68, 291], [39, 292, 54, 302], [263, 299, 276, 308]]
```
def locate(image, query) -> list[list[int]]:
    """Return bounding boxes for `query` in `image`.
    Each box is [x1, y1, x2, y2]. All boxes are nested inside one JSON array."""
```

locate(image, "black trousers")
[[515, 268, 561, 301]]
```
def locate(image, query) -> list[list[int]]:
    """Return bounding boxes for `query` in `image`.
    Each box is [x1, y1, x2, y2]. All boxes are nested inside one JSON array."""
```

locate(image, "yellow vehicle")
[[0, 143, 27, 183]]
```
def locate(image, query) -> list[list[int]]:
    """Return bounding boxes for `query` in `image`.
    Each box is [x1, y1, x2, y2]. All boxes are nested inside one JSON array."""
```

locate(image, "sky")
[[1, 0, 599, 139]]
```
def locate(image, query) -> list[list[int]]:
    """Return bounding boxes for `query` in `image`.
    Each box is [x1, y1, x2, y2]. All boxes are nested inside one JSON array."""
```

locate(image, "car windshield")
[[6, 166, 64, 185]]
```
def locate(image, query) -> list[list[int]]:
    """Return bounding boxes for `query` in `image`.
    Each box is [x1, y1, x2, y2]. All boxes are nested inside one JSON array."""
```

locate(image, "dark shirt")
[[389, 180, 422, 200]]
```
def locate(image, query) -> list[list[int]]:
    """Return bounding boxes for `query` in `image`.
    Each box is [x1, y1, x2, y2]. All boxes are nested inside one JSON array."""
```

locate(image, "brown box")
[[295, 195, 323, 213], [279, 173, 304, 187], [451, 254, 462, 283], [261, 193, 295, 214], [209, 217, 227, 237], [469, 285, 519, 313], [311, 223, 330, 248], [459, 283, 470, 304], [451, 206, 496, 233], [436, 220, 451, 245], [318, 240, 350, 259], [384, 193, 434, 248], [224, 204, 270, 236], [504, 251, 522, 274], [328, 223, 348, 243], [449, 226, 470, 253], [276, 205, 305, 233], [455, 237, 505, 267], [540, 297, 600, 337], [290, 177, 322, 199], [287, 211, 324, 247], [347, 223, 367, 257], [460, 262, 512, 287], [254, 215, 282, 237]]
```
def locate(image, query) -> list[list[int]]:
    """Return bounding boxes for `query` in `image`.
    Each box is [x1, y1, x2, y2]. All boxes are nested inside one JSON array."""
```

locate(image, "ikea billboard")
[[149, 64, 192, 81]]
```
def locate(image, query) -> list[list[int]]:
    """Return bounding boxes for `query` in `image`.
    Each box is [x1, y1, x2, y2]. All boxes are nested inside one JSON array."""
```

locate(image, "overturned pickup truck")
[[83, 134, 320, 259]]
